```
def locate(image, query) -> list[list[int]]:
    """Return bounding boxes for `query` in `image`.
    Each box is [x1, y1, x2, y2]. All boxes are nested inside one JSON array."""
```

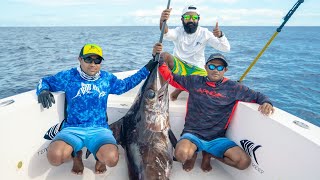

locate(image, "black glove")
[[145, 59, 158, 72], [38, 90, 55, 109]]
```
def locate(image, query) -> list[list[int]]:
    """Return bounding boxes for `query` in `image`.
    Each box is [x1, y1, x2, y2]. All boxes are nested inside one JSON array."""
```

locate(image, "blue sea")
[[0, 26, 319, 126]]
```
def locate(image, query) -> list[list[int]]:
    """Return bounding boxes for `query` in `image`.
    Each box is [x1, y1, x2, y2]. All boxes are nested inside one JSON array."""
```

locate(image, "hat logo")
[[88, 45, 100, 53]]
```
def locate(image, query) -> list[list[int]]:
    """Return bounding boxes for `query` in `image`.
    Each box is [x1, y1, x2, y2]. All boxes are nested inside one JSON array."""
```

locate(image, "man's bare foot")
[[201, 151, 212, 172], [182, 153, 197, 172], [170, 88, 182, 101], [95, 161, 107, 174], [72, 151, 84, 175]]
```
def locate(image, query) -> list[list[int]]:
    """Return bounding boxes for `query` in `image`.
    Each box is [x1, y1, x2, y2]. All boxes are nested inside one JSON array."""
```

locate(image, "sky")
[[0, 0, 318, 26]]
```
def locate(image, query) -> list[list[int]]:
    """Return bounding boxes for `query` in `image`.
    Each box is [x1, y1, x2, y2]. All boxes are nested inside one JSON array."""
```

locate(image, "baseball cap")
[[206, 53, 228, 67], [79, 44, 104, 60], [182, 5, 200, 16]]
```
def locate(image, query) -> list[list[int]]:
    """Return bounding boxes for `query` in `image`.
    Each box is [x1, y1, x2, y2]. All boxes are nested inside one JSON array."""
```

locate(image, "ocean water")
[[0, 26, 319, 126]]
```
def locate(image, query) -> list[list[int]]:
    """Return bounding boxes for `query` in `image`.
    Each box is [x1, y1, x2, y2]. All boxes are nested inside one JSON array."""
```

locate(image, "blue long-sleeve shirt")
[[37, 67, 149, 129]]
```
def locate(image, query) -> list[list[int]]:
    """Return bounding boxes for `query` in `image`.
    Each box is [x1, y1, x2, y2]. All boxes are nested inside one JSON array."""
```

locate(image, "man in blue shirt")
[[37, 44, 157, 174]]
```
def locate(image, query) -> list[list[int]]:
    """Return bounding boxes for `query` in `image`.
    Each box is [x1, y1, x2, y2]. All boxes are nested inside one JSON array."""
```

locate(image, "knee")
[[97, 148, 119, 167], [160, 52, 173, 62], [106, 150, 119, 167], [160, 52, 169, 59], [174, 148, 194, 163], [236, 155, 251, 170], [47, 149, 71, 166]]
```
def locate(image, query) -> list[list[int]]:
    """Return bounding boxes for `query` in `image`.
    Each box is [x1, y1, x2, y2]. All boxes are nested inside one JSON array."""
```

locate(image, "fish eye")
[[146, 89, 156, 99]]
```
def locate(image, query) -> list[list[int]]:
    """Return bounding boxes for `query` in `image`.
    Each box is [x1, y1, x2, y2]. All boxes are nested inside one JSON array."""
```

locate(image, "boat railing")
[[0, 99, 15, 107]]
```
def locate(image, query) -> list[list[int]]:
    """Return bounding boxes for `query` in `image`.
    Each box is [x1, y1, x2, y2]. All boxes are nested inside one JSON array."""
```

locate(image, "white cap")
[[182, 5, 200, 16]]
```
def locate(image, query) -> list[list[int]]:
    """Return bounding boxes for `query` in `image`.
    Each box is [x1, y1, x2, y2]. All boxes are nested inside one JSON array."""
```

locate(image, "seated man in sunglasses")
[[160, 6, 231, 171], [160, 5, 230, 101], [157, 48, 274, 172], [36, 43, 157, 175]]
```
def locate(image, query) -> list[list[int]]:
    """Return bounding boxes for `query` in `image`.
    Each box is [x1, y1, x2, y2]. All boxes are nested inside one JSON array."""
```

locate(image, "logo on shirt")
[[196, 88, 224, 97], [196, 41, 202, 46], [73, 83, 106, 99]]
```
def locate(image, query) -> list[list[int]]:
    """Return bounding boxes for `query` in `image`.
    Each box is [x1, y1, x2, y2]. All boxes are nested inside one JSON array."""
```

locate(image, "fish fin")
[[85, 149, 91, 159], [169, 129, 178, 149], [109, 118, 124, 146]]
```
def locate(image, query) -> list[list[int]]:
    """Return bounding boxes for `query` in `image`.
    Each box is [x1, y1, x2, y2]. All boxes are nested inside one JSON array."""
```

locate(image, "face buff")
[[77, 67, 101, 81]]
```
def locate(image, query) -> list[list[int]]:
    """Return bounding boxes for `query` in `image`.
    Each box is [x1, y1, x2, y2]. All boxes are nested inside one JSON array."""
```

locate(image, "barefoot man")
[[159, 5, 230, 172], [37, 44, 158, 174], [158, 49, 274, 173]]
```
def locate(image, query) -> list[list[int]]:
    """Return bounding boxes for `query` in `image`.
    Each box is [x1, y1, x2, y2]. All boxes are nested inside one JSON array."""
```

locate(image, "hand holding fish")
[[152, 43, 163, 56]]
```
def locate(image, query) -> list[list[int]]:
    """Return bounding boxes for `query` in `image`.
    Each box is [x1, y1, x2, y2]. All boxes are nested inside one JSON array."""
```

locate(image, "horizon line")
[[1, 25, 319, 28]]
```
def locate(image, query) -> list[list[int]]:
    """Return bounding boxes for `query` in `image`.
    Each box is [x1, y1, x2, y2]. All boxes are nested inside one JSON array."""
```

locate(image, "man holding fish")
[[154, 42, 274, 172], [36, 44, 158, 174], [159, 4, 231, 172]]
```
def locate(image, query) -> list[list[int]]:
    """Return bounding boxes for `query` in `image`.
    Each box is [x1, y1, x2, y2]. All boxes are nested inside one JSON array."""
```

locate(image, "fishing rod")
[[238, 0, 304, 82], [155, 0, 171, 62]]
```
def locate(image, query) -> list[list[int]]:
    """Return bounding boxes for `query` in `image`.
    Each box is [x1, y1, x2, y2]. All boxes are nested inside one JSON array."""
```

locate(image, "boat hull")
[[0, 70, 319, 180]]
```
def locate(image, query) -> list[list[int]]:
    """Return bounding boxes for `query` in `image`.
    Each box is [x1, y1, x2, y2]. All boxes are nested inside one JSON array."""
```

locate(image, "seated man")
[[157, 45, 274, 171], [159, 5, 230, 171], [37, 43, 157, 174]]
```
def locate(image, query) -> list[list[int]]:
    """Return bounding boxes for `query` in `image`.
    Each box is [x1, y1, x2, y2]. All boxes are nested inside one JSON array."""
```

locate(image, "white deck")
[[0, 70, 319, 180], [28, 148, 233, 180], [0, 92, 234, 180]]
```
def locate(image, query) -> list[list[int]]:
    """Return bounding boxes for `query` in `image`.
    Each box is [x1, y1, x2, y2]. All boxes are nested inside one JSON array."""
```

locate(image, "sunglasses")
[[83, 57, 102, 64], [182, 14, 199, 20], [208, 64, 225, 71]]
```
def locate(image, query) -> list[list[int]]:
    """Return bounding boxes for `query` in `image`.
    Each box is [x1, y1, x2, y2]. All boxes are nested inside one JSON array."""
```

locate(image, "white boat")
[[0, 70, 319, 180]]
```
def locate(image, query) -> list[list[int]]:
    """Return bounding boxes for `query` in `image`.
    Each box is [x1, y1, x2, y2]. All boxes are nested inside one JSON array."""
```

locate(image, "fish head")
[[139, 65, 169, 132], [115, 64, 174, 180]]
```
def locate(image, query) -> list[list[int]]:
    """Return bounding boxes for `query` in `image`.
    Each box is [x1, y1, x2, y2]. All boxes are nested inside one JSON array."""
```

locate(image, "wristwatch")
[[219, 31, 224, 38]]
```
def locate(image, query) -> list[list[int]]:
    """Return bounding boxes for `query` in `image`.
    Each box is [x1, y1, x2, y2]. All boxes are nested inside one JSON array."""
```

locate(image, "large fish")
[[109, 64, 177, 180]]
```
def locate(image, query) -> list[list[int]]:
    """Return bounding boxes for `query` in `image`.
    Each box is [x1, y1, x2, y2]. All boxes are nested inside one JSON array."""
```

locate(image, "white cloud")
[[170, 0, 239, 5], [298, 12, 320, 17], [4, 0, 316, 26], [13, 0, 131, 7], [14, 0, 95, 6], [130, 6, 285, 26], [213, 9, 284, 26], [209, 0, 239, 4]]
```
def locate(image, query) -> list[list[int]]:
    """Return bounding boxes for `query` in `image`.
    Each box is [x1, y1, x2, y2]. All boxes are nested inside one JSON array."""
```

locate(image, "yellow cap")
[[79, 44, 104, 59]]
